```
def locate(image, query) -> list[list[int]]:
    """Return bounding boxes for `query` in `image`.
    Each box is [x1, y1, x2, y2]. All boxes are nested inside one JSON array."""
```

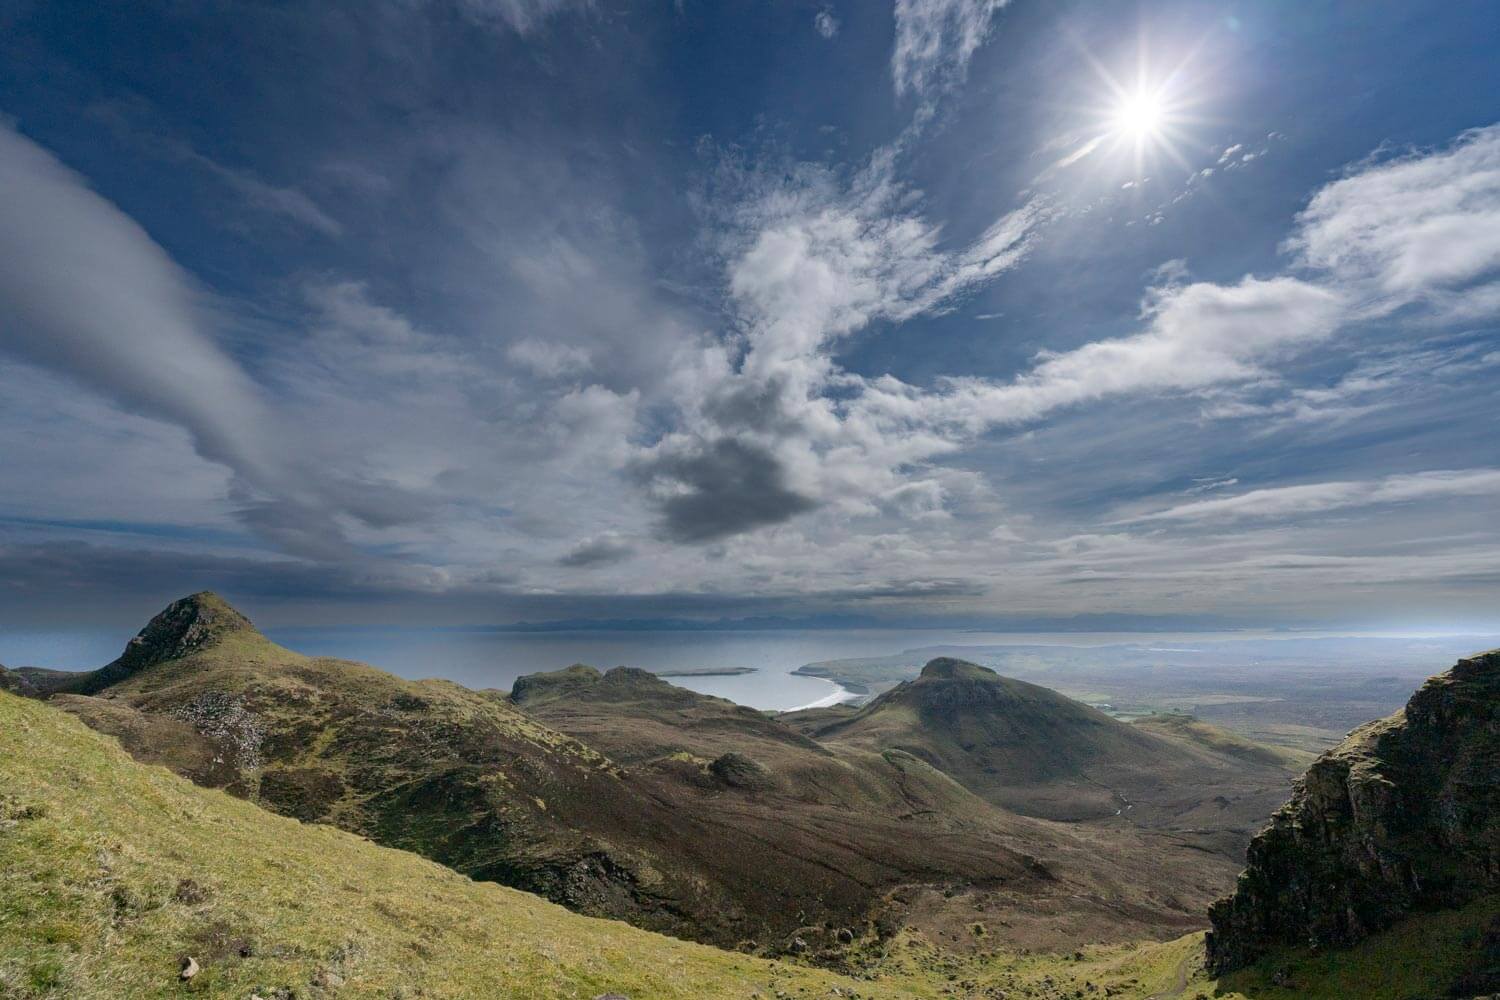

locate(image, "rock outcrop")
[[28, 592, 257, 698], [0, 664, 37, 698], [1206, 649, 1500, 973]]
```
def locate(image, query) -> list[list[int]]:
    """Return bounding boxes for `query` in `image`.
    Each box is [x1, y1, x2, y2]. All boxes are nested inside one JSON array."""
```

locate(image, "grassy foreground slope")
[[5, 689, 1494, 1000], [0, 691, 915, 1000]]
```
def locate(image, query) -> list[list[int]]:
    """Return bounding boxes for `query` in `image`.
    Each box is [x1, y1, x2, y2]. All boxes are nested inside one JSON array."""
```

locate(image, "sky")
[[1, 0, 1499, 631]]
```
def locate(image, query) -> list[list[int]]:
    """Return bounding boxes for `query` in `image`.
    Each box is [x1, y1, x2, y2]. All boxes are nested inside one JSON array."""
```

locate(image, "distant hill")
[[806, 657, 1294, 850], [23, 593, 1256, 955], [1207, 648, 1500, 975]]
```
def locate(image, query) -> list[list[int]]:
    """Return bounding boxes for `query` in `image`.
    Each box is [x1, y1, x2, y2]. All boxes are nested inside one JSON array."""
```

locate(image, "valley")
[[2, 593, 1496, 998]]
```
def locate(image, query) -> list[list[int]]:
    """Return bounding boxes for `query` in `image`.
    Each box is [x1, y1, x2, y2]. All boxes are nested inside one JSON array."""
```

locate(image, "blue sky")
[[1, 0, 1498, 629]]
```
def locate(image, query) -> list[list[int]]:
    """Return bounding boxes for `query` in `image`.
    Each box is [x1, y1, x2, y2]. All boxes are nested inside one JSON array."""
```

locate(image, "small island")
[[652, 666, 757, 677]]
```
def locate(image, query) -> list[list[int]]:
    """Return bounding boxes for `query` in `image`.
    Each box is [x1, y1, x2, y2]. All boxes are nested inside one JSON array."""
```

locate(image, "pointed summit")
[[73, 592, 256, 695]]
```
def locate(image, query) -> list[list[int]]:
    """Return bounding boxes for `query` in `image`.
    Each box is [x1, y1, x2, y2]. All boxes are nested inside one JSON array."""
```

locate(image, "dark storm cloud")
[[632, 437, 819, 543]]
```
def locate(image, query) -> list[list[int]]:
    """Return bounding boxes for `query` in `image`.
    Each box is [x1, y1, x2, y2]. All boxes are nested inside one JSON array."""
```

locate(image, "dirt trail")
[[1146, 951, 1194, 999]]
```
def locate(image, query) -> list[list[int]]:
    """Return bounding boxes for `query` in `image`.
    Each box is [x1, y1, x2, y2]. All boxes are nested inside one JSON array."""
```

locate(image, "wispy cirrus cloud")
[[631, 121, 1500, 548], [1124, 469, 1500, 525], [89, 101, 342, 237], [891, 0, 1010, 102], [454, 0, 589, 35]]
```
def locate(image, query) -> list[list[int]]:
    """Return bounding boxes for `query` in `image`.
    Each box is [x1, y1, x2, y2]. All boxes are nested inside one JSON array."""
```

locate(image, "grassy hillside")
[[32, 595, 1269, 954], [508, 662, 1264, 953], [0, 690, 917, 1000], [1129, 711, 1317, 770], [7, 689, 1493, 1000]]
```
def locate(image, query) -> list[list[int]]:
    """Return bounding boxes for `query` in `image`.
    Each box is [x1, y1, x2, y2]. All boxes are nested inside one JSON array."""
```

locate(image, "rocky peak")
[[73, 592, 254, 695], [1205, 649, 1500, 974], [121, 592, 252, 666]]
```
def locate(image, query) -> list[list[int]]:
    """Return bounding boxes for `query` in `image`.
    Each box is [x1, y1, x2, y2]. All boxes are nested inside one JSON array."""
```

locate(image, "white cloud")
[[814, 7, 840, 39], [631, 148, 1043, 540], [0, 124, 275, 484], [1187, 477, 1239, 495], [891, 0, 1009, 101], [860, 275, 1346, 433], [1289, 124, 1500, 316], [507, 337, 594, 377], [1127, 469, 1500, 524], [194, 153, 342, 237]]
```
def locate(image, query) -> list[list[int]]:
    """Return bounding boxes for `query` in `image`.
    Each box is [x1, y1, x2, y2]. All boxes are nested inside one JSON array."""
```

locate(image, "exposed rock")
[[1206, 649, 1500, 973], [709, 751, 774, 790], [73, 592, 253, 696]]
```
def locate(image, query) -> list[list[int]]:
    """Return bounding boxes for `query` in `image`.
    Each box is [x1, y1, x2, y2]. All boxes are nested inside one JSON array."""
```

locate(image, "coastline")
[[783, 676, 858, 712]]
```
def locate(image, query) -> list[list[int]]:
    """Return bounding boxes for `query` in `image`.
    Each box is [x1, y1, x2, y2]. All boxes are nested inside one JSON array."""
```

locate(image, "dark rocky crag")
[[1206, 648, 1500, 973]]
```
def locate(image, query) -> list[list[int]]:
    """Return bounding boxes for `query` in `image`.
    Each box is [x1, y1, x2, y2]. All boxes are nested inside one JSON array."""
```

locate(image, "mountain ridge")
[[23, 593, 1262, 955]]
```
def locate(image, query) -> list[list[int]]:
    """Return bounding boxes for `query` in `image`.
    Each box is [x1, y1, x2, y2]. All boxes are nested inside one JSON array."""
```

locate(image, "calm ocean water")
[[5, 622, 1445, 712]]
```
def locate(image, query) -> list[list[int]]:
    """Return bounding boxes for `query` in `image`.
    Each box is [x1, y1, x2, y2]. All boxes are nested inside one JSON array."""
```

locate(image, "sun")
[[1112, 89, 1166, 141]]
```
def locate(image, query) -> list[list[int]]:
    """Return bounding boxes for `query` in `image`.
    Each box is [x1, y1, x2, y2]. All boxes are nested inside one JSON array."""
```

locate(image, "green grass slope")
[[8, 690, 1492, 1000], [1129, 712, 1316, 771], [0, 690, 922, 1000]]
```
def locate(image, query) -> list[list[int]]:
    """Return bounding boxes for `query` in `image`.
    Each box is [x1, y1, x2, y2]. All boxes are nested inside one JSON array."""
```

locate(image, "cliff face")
[[1206, 649, 1500, 974]]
